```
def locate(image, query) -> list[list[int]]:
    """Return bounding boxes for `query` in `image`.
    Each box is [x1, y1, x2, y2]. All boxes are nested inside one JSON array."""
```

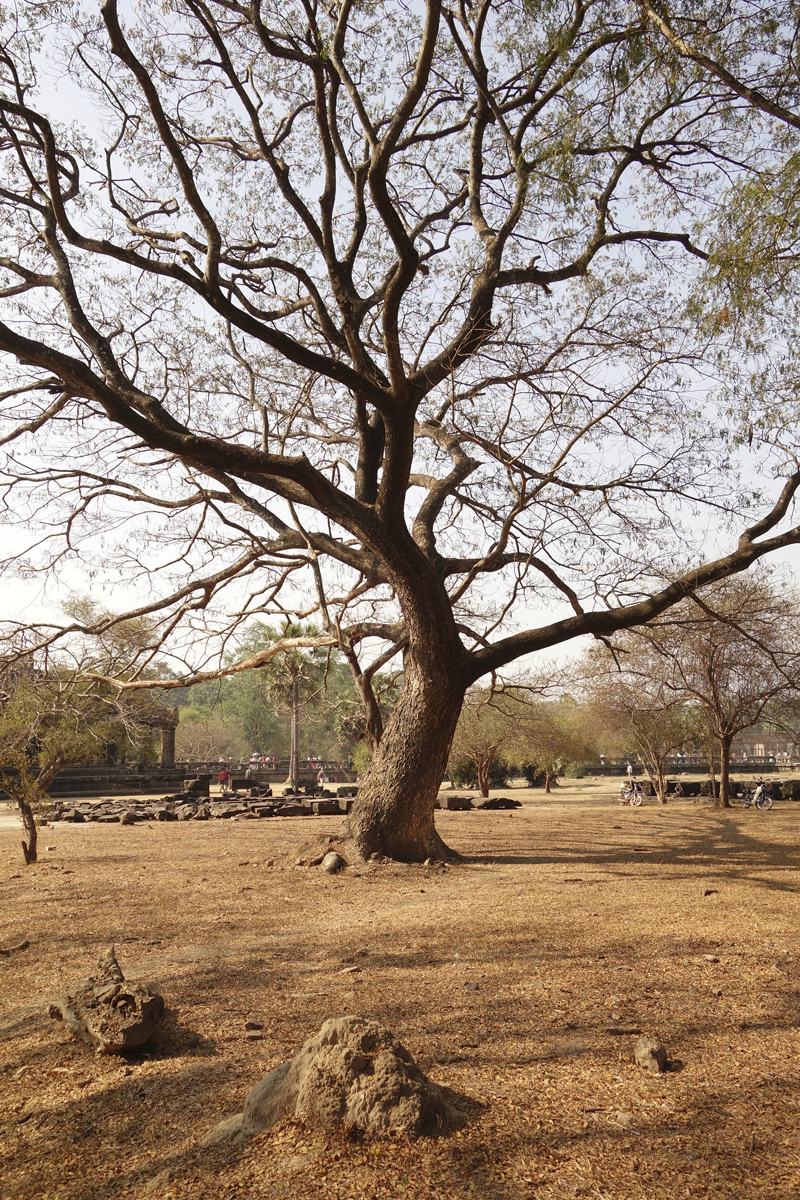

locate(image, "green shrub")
[[352, 743, 372, 777], [520, 761, 547, 787], [448, 755, 511, 788], [448, 755, 476, 788], [489, 758, 511, 787], [562, 760, 586, 778]]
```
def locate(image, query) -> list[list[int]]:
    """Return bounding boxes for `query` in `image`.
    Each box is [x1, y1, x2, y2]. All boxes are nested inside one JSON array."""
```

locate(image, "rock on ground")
[[48, 946, 165, 1053], [633, 1035, 668, 1073], [322, 851, 347, 874], [203, 1015, 465, 1145]]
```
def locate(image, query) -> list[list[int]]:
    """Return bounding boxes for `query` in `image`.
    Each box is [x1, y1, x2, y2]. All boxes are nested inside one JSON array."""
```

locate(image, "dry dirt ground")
[[1, 779, 799, 1200]]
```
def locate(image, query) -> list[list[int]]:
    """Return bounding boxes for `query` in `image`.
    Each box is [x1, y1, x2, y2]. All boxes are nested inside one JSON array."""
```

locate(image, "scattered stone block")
[[439, 794, 474, 811], [311, 799, 342, 815], [48, 947, 165, 1054], [183, 778, 210, 797], [210, 803, 248, 818], [275, 803, 309, 817], [669, 780, 702, 796], [475, 796, 522, 809]]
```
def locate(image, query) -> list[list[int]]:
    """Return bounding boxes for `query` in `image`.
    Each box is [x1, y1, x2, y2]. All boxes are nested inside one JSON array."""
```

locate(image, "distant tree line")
[[449, 576, 800, 808]]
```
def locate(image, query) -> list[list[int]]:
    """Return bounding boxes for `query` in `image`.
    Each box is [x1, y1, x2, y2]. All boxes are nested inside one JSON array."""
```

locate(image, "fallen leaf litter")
[[1, 782, 799, 1199]]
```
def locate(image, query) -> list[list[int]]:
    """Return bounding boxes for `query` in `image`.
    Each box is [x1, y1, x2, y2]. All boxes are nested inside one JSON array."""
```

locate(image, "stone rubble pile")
[[53, 791, 356, 823], [50, 779, 505, 824], [433, 794, 523, 810]]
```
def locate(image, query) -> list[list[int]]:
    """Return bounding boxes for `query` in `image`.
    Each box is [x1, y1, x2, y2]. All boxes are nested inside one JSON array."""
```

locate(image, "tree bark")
[[343, 572, 468, 862], [339, 546, 472, 861], [544, 769, 552, 793], [19, 798, 37, 865], [657, 764, 668, 804], [707, 735, 718, 805], [717, 733, 732, 808]]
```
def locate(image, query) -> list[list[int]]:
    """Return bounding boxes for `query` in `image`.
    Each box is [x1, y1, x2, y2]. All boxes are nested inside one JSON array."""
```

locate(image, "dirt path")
[[1, 786, 799, 1199]]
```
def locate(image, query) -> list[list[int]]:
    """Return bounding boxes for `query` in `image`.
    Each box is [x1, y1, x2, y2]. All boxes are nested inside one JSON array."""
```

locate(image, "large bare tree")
[[1, 2, 800, 860]]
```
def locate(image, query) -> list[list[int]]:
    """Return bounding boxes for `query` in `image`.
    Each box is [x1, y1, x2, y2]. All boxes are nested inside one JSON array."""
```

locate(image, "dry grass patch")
[[1, 784, 799, 1199]]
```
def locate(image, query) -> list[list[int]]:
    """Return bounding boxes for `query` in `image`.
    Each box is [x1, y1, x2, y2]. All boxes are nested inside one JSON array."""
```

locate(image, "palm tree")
[[237, 622, 328, 789]]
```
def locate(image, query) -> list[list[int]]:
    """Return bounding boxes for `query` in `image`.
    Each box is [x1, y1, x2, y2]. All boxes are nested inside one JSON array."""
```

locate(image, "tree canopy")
[[0, 662, 168, 862], [2, 1, 800, 858]]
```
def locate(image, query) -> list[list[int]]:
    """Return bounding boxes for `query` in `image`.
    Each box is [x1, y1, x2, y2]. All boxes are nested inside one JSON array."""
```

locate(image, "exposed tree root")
[[294, 828, 462, 868]]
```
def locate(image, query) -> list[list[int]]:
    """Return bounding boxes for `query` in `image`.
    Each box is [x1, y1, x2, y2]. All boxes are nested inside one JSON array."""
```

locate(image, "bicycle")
[[619, 780, 644, 807], [739, 778, 773, 811]]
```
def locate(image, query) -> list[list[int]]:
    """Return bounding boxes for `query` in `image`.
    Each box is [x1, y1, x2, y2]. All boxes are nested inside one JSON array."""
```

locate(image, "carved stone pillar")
[[161, 724, 176, 769]]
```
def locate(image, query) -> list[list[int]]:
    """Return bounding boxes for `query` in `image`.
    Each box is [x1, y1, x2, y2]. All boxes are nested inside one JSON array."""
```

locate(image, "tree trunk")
[[343, 650, 466, 862], [707, 735, 718, 805], [544, 769, 552, 793], [717, 733, 732, 808], [657, 765, 668, 804], [342, 549, 470, 862], [19, 798, 37, 865], [286, 676, 300, 789], [476, 752, 493, 798], [647, 768, 667, 803]]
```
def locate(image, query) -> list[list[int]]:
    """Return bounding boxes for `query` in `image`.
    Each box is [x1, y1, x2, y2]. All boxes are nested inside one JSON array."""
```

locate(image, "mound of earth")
[[203, 1015, 465, 1144]]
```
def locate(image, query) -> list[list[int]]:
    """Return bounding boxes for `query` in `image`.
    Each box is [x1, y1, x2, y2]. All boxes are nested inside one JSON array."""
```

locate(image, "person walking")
[[218, 765, 230, 795]]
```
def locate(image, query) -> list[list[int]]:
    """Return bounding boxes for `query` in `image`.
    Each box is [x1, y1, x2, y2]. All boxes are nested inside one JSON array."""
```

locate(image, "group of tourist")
[[250, 753, 277, 768], [214, 751, 358, 794]]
